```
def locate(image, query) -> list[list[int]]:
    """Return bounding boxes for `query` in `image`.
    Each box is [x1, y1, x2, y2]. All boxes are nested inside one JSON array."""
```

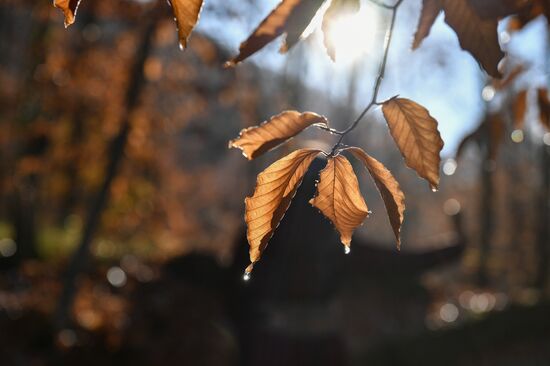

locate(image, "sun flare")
[[326, 8, 379, 63]]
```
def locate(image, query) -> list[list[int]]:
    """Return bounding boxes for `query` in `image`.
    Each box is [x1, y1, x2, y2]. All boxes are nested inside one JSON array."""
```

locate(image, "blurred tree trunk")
[[6, 4, 51, 261], [535, 142, 550, 291], [54, 10, 160, 330], [535, 32, 550, 294], [477, 122, 495, 287]]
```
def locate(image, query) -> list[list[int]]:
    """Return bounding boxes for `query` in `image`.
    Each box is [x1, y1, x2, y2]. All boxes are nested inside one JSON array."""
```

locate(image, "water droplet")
[[431, 187, 438, 193], [243, 271, 251, 281], [344, 246, 351, 255], [178, 42, 184, 51]]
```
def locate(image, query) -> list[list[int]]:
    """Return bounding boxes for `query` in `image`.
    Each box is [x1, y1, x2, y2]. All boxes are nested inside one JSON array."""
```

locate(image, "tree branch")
[[327, 0, 403, 155]]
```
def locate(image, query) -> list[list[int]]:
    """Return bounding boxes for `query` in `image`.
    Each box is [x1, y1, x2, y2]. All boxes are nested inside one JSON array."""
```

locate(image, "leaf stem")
[[328, 0, 403, 156]]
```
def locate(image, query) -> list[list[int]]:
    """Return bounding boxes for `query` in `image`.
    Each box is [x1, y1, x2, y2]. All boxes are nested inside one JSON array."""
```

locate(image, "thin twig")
[[327, 0, 403, 156]]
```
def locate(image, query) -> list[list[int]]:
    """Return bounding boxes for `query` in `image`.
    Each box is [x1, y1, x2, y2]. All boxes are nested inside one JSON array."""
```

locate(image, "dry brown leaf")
[[310, 155, 369, 250], [466, 0, 533, 19], [538, 88, 550, 131], [226, 0, 322, 66], [244, 149, 321, 273], [170, 0, 204, 49], [347, 147, 405, 249], [382, 97, 444, 190], [53, 0, 82, 28], [229, 111, 328, 160], [322, 0, 360, 60], [413, 0, 442, 49], [442, 0, 505, 78], [513, 89, 528, 130]]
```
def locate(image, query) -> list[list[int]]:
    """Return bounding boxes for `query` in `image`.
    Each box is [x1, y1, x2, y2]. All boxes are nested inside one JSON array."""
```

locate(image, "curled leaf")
[[245, 149, 321, 271], [229, 111, 328, 160], [170, 0, 205, 49], [382, 97, 444, 190], [53, 0, 82, 28], [322, 0, 360, 60], [310, 155, 369, 249], [346, 147, 405, 249], [226, 0, 323, 66]]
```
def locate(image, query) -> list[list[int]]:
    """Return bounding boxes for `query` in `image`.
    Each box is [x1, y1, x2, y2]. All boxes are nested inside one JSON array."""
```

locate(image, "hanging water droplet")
[[344, 246, 351, 255], [178, 42, 184, 51], [243, 271, 251, 281], [431, 187, 438, 193]]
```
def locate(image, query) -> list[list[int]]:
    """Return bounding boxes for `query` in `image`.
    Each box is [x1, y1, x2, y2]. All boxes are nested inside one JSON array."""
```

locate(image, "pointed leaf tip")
[[310, 155, 369, 247]]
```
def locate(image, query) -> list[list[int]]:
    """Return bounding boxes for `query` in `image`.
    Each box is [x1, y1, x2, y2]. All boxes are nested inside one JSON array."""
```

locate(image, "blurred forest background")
[[1, 0, 550, 365]]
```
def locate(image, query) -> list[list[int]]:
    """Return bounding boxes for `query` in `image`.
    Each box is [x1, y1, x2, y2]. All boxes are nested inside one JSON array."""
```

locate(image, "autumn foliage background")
[[0, 0, 550, 365]]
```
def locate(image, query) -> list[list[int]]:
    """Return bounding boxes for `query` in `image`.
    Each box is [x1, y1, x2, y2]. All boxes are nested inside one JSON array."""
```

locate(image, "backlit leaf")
[[53, 0, 82, 28], [310, 155, 369, 250], [170, 0, 204, 49], [229, 111, 328, 160], [226, 0, 323, 66], [347, 147, 405, 249], [382, 97, 444, 190], [244, 149, 321, 273], [322, 0, 360, 60]]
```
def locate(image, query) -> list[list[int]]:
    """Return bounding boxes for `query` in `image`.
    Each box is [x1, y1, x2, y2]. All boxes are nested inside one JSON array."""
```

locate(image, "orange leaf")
[[229, 111, 328, 160], [413, 0, 442, 49], [442, 0, 504, 78], [321, 0, 360, 61], [244, 149, 321, 273], [226, 0, 322, 66], [53, 0, 82, 28], [170, 0, 204, 49], [310, 155, 369, 250], [382, 97, 444, 190], [347, 147, 405, 249]]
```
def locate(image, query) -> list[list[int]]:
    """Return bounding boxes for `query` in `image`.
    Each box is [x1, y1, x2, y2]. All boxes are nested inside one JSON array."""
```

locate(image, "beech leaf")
[[226, 0, 323, 66], [441, 0, 504, 78], [170, 0, 205, 49], [322, 0, 360, 61], [412, 0, 442, 49], [244, 148, 321, 273], [53, 0, 82, 28], [229, 111, 328, 160], [347, 147, 405, 249], [382, 97, 444, 190], [310, 155, 369, 250]]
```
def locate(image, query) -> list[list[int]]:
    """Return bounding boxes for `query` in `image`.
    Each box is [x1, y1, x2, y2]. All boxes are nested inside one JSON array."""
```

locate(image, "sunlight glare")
[[326, 8, 378, 64]]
